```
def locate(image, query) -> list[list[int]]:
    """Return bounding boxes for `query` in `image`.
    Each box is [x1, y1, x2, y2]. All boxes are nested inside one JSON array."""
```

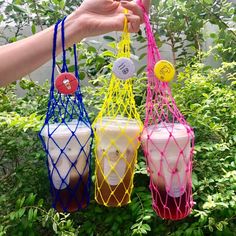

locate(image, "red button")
[[55, 73, 79, 95]]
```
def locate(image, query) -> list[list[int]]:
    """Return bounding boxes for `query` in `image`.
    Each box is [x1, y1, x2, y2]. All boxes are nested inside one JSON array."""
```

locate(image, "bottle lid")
[[154, 60, 175, 82], [112, 57, 135, 80], [55, 72, 79, 94]]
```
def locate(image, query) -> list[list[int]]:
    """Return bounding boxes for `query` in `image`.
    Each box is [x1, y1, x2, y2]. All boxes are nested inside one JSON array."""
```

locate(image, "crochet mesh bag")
[[39, 18, 93, 212], [92, 13, 143, 207], [138, 1, 195, 220]]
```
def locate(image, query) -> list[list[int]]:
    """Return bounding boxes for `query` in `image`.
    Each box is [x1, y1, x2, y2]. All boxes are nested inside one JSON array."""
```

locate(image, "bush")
[[0, 51, 235, 235], [0, 0, 236, 235]]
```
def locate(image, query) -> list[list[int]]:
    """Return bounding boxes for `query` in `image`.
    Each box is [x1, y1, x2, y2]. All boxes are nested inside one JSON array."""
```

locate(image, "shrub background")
[[0, 0, 235, 235]]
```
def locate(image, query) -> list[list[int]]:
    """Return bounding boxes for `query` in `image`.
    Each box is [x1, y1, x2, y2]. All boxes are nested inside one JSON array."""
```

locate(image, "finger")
[[142, 0, 151, 12], [126, 14, 141, 33], [137, 0, 151, 12], [121, 0, 144, 22], [101, 14, 125, 32]]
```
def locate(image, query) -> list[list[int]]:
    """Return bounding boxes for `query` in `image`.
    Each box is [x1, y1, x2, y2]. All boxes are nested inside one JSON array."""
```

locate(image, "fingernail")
[[121, 0, 128, 4]]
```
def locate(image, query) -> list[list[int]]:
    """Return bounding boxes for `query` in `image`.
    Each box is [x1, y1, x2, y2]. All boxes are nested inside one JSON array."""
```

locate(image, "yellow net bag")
[[92, 13, 143, 207]]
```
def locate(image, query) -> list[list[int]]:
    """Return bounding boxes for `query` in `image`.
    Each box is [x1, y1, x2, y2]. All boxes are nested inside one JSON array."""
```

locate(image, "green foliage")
[[1, 50, 235, 236], [171, 58, 236, 236], [151, 0, 236, 66], [0, 0, 236, 235], [1, 0, 82, 43]]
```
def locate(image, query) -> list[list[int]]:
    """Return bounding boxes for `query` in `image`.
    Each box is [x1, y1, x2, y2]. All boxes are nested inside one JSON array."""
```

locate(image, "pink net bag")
[[138, 1, 195, 220]]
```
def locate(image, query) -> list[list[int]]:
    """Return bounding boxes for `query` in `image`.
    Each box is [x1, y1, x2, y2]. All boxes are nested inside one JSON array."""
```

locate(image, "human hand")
[[68, 0, 151, 42], [0, 1, 151, 86]]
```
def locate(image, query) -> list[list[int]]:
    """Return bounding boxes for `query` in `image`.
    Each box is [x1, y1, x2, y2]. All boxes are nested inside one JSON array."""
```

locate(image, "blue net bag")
[[39, 18, 93, 212]]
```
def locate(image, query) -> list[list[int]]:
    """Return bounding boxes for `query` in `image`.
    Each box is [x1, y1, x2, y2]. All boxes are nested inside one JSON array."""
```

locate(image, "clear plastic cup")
[[141, 123, 192, 198], [141, 123, 194, 219], [94, 116, 141, 206], [41, 120, 92, 212], [41, 121, 91, 190]]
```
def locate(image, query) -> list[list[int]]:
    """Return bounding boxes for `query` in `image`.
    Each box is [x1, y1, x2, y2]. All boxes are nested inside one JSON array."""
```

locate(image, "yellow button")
[[154, 60, 175, 82]]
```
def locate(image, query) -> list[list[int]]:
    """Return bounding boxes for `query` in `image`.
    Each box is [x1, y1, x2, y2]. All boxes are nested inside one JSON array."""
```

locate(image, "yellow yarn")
[[92, 12, 143, 207]]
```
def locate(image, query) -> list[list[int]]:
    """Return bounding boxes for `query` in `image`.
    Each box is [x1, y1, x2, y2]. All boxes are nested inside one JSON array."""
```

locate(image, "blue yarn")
[[61, 17, 69, 73], [73, 44, 80, 79], [39, 17, 93, 212], [49, 19, 61, 100]]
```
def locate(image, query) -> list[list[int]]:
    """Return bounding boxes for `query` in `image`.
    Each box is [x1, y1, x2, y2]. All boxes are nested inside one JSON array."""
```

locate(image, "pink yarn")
[[138, 0, 195, 220]]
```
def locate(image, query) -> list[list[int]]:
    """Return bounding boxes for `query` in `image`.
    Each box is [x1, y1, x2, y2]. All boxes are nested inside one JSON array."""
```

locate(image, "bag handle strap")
[[50, 17, 80, 94]]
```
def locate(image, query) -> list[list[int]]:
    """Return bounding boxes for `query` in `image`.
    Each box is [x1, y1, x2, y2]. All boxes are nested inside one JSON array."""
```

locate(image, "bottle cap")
[[154, 60, 175, 82], [112, 57, 135, 80], [55, 72, 78, 94]]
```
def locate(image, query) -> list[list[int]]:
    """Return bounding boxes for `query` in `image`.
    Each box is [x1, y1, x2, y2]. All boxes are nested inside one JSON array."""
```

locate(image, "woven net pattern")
[[138, 2, 195, 220], [92, 15, 143, 207], [39, 18, 93, 212]]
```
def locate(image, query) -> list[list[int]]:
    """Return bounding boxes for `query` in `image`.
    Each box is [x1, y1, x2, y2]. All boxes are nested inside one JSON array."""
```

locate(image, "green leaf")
[[26, 193, 36, 205], [52, 0, 59, 4], [139, 53, 147, 61], [103, 36, 116, 42], [18, 208, 25, 218], [10, 212, 16, 221], [209, 226, 214, 232], [131, 223, 140, 230], [142, 224, 151, 231], [79, 71, 86, 80], [137, 65, 146, 75], [60, 0, 65, 9], [12, 4, 27, 13], [143, 215, 151, 221], [38, 199, 44, 207], [28, 208, 34, 221], [107, 42, 117, 49], [31, 24, 36, 34], [138, 44, 148, 51], [185, 228, 193, 236], [101, 51, 116, 58], [0, 14, 3, 22], [88, 46, 97, 53], [18, 196, 25, 208], [216, 222, 223, 231], [33, 209, 38, 219], [68, 65, 75, 73], [203, 0, 213, 4], [140, 228, 147, 234], [52, 222, 58, 233]]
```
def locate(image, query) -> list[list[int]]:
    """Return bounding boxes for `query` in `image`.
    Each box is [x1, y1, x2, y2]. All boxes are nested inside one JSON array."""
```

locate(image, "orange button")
[[55, 73, 79, 95]]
